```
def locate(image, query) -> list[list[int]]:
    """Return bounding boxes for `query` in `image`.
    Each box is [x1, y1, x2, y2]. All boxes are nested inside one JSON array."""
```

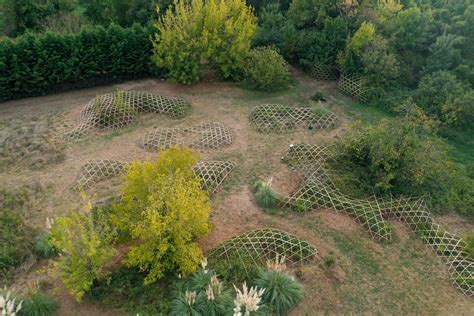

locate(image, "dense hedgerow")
[[0, 23, 155, 101]]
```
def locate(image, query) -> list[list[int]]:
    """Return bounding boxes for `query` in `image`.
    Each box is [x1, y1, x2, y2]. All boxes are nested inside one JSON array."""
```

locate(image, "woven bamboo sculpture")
[[276, 143, 473, 296], [337, 73, 369, 103], [67, 91, 191, 139], [310, 63, 340, 81], [249, 104, 338, 133], [139, 122, 232, 151], [76, 159, 235, 196], [209, 228, 318, 275]]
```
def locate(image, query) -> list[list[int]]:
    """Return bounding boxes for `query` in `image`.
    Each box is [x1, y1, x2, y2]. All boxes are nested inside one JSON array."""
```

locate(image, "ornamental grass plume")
[[185, 291, 197, 305], [0, 290, 23, 316], [266, 254, 287, 272], [233, 282, 265, 316]]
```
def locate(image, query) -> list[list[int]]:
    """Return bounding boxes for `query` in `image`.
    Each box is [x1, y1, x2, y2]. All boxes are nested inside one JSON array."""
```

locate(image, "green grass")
[[333, 235, 380, 275]]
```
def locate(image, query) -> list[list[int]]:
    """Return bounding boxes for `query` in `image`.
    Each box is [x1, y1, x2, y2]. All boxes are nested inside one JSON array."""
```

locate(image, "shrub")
[[441, 91, 474, 129], [332, 107, 473, 215], [0, 188, 36, 280], [19, 291, 58, 316], [49, 198, 117, 301], [415, 71, 469, 121], [254, 270, 303, 315], [0, 24, 154, 101], [311, 91, 325, 101], [210, 250, 260, 284], [323, 251, 335, 267], [34, 232, 57, 259], [87, 266, 173, 315], [169, 265, 233, 316], [253, 179, 280, 209], [464, 233, 474, 259], [112, 147, 212, 284], [241, 46, 291, 91], [152, 0, 257, 83]]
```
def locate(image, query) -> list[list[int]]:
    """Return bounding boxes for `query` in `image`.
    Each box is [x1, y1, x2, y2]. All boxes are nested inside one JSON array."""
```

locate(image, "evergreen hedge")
[[0, 24, 155, 101]]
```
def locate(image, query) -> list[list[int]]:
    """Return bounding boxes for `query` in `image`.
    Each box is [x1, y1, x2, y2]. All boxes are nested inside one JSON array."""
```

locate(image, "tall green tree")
[[152, 0, 257, 83]]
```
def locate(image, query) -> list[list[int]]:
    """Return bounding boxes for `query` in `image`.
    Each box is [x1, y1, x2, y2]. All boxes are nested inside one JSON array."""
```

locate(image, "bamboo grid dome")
[[310, 63, 340, 81], [76, 159, 235, 196], [337, 73, 370, 103], [269, 143, 473, 296], [209, 228, 319, 276], [249, 104, 338, 133], [139, 122, 233, 151], [66, 91, 191, 139]]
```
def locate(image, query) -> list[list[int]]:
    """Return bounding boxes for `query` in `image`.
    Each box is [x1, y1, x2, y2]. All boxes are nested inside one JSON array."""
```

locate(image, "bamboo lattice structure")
[[337, 73, 369, 103], [76, 159, 235, 195], [139, 122, 232, 151], [274, 143, 473, 296], [209, 228, 318, 274], [249, 104, 338, 133], [310, 63, 340, 81], [67, 91, 191, 139]]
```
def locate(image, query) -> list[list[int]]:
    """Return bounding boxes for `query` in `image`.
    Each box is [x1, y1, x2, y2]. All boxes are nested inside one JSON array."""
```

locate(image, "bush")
[[170, 269, 233, 316], [87, 266, 173, 315], [210, 250, 260, 284], [34, 232, 57, 259], [441, 91, 474, 129], [253, 180, 280, 209], [323, 251, 335, 267], [464, 233, 474, 259], [49, 199, 117, 301], [254, 270, 304, 315], [19, 291, 58, 316], [241, 46, 291, 91], [0, 188, 36, 280], [112, 147, 212, 284], [332, 107, 473, 215], [311, 91, 325, 101], [152, 0, 257, 83], [415, 71, 470, 123], [0, 23, 154, 101]]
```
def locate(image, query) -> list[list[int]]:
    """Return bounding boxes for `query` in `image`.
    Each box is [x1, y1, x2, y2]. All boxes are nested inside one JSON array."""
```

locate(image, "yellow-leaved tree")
[[112, 147, 212, 284], [49, 195, 117, 301], [152, 0, 256, 83]]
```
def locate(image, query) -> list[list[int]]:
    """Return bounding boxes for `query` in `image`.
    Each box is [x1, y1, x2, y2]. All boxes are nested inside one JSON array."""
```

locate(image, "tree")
[[442, 91, 474, 129], [424, 34, 464, 74], [338, 21, 399, 86], [252, 4, 299, 63], [152, 0, 257, 83], [49, 197, 117, 301], [1, 0, 75, 36], [415, 70, 468, 118], [334, 107, 447, 195], [112, 147, 212, 284]]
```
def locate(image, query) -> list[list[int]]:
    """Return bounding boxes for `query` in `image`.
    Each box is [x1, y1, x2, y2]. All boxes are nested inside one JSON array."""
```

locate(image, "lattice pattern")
[[76, 159, 126, 189], [337, 73, 369, 103], [276, 143, 473, 296], [194, 161, 236, 195], [209, 228, 318, 272], [67, 91, 191, 139], [310, 63, 340, 81], [75, 159, 235, 195], [249, 104, 338, 133], [139, 122, 232, 151]]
